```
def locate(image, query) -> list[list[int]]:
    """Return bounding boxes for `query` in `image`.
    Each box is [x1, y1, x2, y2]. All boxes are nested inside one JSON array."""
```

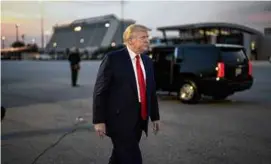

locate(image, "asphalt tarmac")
[[1, 61, 271, 164]]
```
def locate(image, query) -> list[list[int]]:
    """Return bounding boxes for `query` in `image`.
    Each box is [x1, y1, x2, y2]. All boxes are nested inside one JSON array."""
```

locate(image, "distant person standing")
[[68, 48, 81, 87], [65, 48, 70, 59]]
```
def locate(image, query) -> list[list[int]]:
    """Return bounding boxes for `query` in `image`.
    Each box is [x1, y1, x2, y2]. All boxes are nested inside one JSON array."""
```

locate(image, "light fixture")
[[251, 41, 255, 50], [80, 38, 84, 43], [111, 42, 116, 47], [105, 23, 110, 28], [74, 26, 82, 32]]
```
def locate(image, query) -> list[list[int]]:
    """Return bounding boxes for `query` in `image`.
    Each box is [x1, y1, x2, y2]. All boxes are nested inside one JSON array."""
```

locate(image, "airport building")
[[260, 27, 271, 60], [45, 14, 270, 60], [46, 14, 135, 54], [152, 23, 270, 60]]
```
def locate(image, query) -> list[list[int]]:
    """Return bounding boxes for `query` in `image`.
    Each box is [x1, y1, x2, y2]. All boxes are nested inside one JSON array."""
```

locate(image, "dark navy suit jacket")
[[92, 47, 160, 136]]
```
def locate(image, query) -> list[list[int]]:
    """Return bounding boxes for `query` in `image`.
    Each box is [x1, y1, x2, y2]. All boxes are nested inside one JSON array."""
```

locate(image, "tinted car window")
[[183, 47, 218, 71], [220, 48, 247, 63], [153, 48, 175, 62]]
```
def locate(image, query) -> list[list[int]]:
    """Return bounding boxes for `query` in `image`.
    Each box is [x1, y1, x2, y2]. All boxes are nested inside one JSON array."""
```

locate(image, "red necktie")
[[135, 55, 147, 120]]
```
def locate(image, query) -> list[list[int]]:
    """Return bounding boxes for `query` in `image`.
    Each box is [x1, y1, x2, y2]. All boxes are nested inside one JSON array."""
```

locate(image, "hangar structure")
[[154, 22, 268, 60], [46, 14, 135, 54], [45, 15, 270, 60]]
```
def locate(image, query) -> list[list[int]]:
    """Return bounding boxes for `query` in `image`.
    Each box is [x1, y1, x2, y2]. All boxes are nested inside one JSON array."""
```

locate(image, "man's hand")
[[152, 120, 160, 135], [73, 64, 80, 70], [94, 123, 106, 138]]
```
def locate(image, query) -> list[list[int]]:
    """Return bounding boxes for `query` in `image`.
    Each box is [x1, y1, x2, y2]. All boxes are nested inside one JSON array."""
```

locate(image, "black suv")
[[149, 44, 253, 103]]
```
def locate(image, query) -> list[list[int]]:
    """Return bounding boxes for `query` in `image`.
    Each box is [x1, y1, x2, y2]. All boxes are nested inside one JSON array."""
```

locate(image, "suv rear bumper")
[[201, 77, 253, 95], [225, 79, 253, 92]]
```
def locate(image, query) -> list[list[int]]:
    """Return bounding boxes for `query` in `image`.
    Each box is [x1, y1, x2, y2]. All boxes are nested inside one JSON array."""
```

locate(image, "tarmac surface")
[[1, 60, 271, 164]]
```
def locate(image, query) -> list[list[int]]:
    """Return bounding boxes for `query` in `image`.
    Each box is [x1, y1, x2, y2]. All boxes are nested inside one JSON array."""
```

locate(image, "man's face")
[[130, 31, 150, 54]]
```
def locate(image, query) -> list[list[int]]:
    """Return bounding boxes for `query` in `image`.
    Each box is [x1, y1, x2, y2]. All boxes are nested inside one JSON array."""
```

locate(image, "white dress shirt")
[[127, 46, 146, 102]]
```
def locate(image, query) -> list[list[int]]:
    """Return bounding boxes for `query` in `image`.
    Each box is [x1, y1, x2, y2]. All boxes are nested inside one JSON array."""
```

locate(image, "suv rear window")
[[182, 47, 219, 70], [152, 47, 175, 62], [220, 48, 247, 63]]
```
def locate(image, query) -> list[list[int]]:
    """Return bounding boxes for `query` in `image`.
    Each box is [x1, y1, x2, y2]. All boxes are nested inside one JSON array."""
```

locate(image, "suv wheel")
[[178, 80, 201, 104]]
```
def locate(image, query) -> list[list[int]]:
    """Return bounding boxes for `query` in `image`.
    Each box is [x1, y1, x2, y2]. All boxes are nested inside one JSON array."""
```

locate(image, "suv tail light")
[[217, 62, 225, 78], [248, 61, 252, 75]]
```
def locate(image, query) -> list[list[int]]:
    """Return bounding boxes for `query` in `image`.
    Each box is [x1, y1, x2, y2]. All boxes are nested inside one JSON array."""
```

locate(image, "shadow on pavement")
[[157, 93, 262, 106], [1, 124, 94, 140]]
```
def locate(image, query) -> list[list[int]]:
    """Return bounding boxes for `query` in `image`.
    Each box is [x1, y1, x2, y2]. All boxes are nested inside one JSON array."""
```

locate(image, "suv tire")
[[178, 79, 201, 104]]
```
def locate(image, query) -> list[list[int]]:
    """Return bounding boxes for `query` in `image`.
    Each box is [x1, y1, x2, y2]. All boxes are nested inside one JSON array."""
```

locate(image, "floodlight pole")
[[121, 0, 124, 43]]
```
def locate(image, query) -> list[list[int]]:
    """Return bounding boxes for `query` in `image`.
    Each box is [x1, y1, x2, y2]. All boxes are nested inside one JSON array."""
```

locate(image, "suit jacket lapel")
[[141, 55, 149, 86], [123, 48, 139, 100], [122, 48, 150, 102]]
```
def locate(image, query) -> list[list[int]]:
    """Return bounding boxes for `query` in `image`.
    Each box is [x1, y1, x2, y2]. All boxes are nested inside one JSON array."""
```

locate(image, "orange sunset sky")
[[1, 1, 271, 47]]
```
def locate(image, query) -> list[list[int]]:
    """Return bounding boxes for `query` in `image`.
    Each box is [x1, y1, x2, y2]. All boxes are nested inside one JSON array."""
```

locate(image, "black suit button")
[[116, 109, 120, 115]]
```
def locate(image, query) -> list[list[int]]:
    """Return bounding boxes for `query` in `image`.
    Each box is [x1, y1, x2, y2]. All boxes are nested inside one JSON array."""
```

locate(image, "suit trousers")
[[108, 104, 147, 164], [70, 65, 78, 86]]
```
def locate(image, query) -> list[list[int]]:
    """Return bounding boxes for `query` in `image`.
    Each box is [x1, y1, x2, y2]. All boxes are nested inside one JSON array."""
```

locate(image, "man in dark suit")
[[92, 24, 160, 164], [68, 48, 81, 87]]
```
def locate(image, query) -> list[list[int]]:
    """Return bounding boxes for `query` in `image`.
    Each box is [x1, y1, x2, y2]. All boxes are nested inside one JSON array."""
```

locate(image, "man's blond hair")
[[123, 24, 150, 44]]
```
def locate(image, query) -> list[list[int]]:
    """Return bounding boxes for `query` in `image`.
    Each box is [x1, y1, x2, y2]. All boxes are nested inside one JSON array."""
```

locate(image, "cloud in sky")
[[1, 1, 270, 46]]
